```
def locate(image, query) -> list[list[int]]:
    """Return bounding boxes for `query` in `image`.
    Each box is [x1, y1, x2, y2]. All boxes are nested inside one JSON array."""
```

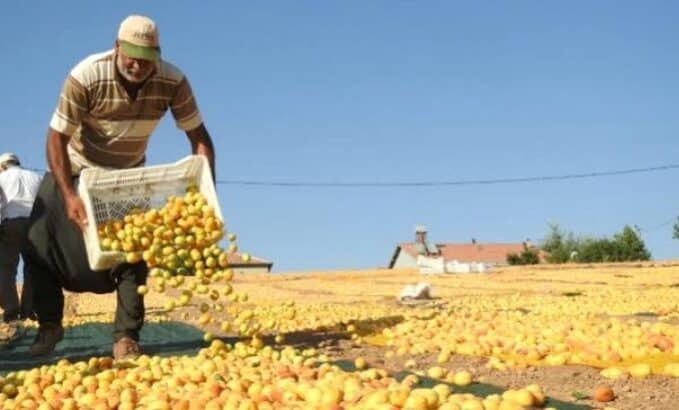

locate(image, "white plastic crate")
[[77, 155, 223, 271]]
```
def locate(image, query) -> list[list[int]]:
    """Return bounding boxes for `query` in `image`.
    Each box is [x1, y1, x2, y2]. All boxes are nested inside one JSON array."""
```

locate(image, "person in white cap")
[[0, 153, 42, 339], [25, 15, 216, 359]]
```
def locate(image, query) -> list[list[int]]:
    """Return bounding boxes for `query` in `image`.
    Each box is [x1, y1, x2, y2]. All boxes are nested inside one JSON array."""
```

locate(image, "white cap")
[[117, 15, 161, 61], [0, 152, 19, 166]]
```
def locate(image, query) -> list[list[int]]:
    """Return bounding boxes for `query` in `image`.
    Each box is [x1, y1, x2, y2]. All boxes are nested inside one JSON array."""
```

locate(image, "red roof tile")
[[398, 242, 546, 264], [227, 252, 272, 266]]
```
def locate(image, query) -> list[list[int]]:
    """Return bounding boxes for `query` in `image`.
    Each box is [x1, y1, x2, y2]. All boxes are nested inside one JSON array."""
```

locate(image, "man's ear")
[[114, 39, 120, 51]]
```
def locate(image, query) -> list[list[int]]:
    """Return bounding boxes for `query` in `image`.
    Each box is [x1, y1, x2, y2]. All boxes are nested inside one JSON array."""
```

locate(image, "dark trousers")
[[24, 173, 148, 342], [0, 217, 33, 322]]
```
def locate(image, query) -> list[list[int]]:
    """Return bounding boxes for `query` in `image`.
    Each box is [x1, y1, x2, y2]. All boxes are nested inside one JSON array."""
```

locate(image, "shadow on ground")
[[0, 321, 205, 373], [256, 314, 404, 350]]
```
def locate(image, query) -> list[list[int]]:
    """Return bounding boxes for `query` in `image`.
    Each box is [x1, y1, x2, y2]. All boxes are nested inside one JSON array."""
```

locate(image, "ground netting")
[[0, 321, 204, 373]]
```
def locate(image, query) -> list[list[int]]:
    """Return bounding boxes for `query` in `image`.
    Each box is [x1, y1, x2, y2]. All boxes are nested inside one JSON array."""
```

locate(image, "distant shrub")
[[540, 223, 650, 263], [507, 244, 540, 265]]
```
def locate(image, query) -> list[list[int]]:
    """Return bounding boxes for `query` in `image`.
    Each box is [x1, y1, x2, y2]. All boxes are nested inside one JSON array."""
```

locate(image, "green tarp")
[[0, 321, 205, 373]]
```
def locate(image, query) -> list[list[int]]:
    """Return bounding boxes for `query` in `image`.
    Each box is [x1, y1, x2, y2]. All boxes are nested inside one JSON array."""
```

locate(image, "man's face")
[[116, 45, 156, 84]]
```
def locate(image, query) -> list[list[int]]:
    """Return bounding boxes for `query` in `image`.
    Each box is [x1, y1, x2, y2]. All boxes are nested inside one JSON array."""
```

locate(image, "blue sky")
[[2, 2, 678, 272]]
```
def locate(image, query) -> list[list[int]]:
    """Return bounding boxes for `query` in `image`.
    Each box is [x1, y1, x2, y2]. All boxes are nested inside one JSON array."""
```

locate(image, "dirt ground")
[[7, 261, 679, 410]]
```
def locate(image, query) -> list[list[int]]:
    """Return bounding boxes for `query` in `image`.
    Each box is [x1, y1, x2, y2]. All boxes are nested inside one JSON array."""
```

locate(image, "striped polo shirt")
[[50, 49, 203, 175]]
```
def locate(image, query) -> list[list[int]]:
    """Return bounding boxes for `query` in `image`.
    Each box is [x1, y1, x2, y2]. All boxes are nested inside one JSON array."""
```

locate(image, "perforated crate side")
[[88, 178, 192, 225], [78, 155, 220, 270]]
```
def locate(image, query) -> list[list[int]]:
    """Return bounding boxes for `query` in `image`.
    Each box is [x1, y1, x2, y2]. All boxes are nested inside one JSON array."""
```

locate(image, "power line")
[[214, 163, 679, 187], [638, 217, 677, 233], [26, 162, 679, 188]]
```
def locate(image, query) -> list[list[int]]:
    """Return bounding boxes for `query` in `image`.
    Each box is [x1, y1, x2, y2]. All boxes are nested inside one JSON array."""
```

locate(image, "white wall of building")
[[392, 250, 418, 268]]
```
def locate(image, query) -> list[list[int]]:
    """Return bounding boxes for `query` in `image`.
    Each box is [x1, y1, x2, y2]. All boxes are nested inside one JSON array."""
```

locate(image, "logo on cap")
[[118, 15, 160, 48], [133, 31, 155, 41]]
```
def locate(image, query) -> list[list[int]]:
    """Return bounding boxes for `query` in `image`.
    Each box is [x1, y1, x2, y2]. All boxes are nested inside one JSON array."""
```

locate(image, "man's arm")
[[47, 128, 88, 231], [0, 185, 6, 223], [186, 124, 216, 182], [169, 75, 214, 180], [48, 68, 89, 231]]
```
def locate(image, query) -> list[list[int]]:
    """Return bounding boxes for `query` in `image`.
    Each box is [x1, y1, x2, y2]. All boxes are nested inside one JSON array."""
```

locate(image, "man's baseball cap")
[[0, 153, 19, 165], [117, 15, 161, 61]]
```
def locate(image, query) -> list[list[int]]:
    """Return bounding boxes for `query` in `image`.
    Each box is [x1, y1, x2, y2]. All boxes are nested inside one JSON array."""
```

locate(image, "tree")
[[507, 243, 540, 265], [541, 223, 563, 253], [506, 252, 522, 265], [520, 247, 540, 264], [539, 223, 650, 264], [613, 225, 651, 261], [577, 237, 615, 263], [541, 223, 578, 263], [674, 217, 679, 240]]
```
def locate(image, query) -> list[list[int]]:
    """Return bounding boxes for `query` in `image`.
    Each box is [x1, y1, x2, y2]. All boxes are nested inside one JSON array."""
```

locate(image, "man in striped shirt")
[[25, 15, 216, 359]]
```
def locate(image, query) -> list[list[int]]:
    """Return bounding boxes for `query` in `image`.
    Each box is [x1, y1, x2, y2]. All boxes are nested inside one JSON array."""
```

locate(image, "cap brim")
[[119, 41, 160, 61]]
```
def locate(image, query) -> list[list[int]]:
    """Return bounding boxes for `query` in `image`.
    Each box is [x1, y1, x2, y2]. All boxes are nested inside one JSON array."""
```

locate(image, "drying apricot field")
[[4, 262, 679, 410]]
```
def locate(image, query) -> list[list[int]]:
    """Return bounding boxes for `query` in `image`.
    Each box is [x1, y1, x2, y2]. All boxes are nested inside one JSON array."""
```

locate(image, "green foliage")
[[540, 224, 650, 263], [506, 244, 540, 265], [520, 247, 540, 264], [541, 223, 578, 263], [613, 225, 651, 261], [506, 252, 522, 265], [673, 217, 679, 240]]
